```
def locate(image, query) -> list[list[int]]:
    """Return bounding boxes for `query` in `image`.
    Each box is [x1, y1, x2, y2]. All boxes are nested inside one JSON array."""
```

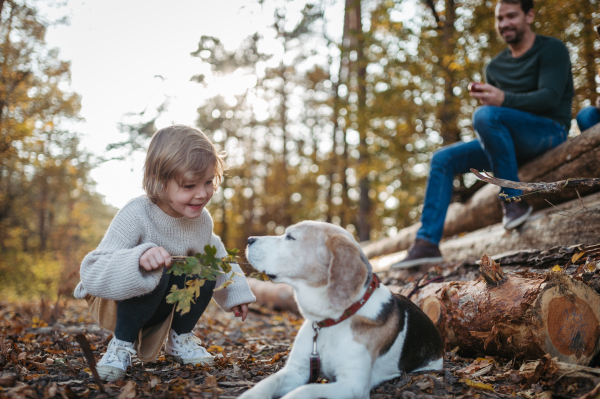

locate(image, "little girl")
[[73, 125, 255, 381]]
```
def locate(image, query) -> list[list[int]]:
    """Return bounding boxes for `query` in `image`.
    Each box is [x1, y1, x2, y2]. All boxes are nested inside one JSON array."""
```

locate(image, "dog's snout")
[[248, 237, 257, 245]]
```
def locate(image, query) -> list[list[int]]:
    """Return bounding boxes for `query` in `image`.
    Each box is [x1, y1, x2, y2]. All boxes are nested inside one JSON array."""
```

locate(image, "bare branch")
[[470, 169, 600, 193]]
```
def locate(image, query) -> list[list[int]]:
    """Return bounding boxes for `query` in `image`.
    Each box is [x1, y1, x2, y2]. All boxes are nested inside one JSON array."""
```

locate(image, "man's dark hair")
[[500, 0, 534, 14]]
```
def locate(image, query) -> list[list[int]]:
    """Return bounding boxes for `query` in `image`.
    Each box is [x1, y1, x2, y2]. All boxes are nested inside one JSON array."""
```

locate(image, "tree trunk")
[[353, 0, 371, 241], [279, 60, 292, 227], [439, 0, 460, 145], [579, 0, 597, 101], [410, 271, 600, 365], [363, 123, 600, 259]]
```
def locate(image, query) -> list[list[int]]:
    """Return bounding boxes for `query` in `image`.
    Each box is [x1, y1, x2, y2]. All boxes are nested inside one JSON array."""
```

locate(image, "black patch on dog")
[[384, 294, 444, 373], [375, 298, 400, 357], [187, 249, 195, 256]]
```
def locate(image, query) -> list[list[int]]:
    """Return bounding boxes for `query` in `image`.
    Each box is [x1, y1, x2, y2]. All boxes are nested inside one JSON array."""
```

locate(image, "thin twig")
[[544, 190, 600, 223], [75, 333, 105, 392], [470, 169, 600, 194]]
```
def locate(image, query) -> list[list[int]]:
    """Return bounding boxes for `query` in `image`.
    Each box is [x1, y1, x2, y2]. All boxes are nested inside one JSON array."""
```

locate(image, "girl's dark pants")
[[114, 268, 215, 343]]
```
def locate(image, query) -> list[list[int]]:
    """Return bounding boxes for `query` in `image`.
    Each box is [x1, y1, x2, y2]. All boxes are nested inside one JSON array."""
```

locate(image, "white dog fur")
[[239, 221, 444, 399]]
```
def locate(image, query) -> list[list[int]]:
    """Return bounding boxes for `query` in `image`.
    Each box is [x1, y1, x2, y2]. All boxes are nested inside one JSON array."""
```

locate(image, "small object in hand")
[[468, 82, 483, 92]]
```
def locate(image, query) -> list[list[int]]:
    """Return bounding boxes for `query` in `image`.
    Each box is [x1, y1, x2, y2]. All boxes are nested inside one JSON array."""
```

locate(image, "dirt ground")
[[1, 258, 599, 399]]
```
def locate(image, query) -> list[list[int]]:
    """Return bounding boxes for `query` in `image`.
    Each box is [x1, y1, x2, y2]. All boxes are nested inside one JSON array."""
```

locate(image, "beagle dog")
[[240, 221, 444, 399]]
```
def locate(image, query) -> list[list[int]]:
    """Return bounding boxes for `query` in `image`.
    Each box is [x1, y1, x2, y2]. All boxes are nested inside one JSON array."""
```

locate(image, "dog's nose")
[[248, 237, 257, 245]]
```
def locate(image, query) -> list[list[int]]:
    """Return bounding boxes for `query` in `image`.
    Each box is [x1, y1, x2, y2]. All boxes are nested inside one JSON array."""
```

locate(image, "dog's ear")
[[325, 234, 369, 309]]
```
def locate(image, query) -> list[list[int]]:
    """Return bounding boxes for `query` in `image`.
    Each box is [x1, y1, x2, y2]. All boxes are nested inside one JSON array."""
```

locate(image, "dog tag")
[[309, 323, 321, 383], [309, 353, 320, 383]]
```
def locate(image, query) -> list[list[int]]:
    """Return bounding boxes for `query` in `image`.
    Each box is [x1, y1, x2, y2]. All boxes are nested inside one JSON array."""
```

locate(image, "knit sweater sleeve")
[[210, 233, 256, 311], [502, 39, 571, 112], [78, 204, 163, 301]]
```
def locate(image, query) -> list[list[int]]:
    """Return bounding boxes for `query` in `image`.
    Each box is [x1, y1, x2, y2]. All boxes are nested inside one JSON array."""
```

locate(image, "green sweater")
[[485, 35, 574, 129]]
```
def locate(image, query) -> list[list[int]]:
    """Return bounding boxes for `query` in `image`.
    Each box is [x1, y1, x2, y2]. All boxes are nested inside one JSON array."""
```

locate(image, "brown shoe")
[[391, 239, 443, 269], [502, 200, 532, 230]]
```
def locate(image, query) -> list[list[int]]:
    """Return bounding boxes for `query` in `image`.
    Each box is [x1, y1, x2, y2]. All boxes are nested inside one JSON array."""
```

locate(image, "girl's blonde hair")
[[143, 125, 225, 204]]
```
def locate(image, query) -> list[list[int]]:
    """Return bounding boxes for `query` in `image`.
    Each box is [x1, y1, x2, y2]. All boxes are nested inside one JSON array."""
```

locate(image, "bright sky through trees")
[[44, 0, 344, 208]]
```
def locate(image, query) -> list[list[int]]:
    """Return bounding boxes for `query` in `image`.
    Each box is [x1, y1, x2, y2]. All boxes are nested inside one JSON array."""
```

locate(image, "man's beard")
[[500, 27, 524, 44]]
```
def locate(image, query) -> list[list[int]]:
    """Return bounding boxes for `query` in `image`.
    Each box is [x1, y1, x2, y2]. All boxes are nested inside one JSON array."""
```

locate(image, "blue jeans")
[[417, 106, 567, 245], [576, 106, 600, 132]]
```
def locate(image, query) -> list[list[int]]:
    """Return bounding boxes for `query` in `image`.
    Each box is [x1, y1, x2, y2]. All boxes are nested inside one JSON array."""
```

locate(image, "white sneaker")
[[165, 329, 214, 366], [96, 337, 136, 381]]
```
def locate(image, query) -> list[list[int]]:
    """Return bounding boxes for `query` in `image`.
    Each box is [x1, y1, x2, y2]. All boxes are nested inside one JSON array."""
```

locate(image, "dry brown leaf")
[[0, 374, 17, 388], [44, 382, 58, 399], [117, 381, 137, 399]]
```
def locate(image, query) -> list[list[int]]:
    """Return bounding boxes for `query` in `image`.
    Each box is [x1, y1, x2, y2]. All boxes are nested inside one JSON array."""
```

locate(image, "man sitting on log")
[[393, 0, 574, 268]]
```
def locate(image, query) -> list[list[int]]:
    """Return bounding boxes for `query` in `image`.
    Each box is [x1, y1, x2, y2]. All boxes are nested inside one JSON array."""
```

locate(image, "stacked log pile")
[[363, 124, 600, 259]]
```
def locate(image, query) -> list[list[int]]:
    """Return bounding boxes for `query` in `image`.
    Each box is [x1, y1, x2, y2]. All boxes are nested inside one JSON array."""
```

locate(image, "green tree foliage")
[[0, 0, 115, 299]]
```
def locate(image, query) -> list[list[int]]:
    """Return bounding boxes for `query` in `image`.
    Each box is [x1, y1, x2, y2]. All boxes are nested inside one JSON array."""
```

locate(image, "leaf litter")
[[2, 245, 600, 399]]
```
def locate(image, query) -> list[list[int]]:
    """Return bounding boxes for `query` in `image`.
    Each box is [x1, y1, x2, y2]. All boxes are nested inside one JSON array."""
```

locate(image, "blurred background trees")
[[0, 0, 113, 298], [196, 0, 599, 253], [1, 0, 598, 297]]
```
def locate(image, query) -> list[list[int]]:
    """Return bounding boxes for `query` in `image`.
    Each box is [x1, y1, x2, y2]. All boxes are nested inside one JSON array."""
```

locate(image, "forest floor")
[[1, 258, 599, 399]]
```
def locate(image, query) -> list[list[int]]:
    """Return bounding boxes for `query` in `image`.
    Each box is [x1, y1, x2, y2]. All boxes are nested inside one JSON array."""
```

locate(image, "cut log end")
[[546, 296, 599, 359], [412, 272, 600, 365], [421, 296, 441, 324], [536, 274, 600, 364]]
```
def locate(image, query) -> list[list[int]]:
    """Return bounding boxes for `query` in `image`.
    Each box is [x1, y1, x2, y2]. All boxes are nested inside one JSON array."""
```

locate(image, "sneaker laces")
[[103, 341, 136, 365], [175, 333, 209, 356]]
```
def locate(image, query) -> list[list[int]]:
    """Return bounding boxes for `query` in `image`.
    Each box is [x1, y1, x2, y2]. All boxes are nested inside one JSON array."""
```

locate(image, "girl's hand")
[[140, 247, 172, 271], [232, 304, 249, 321]]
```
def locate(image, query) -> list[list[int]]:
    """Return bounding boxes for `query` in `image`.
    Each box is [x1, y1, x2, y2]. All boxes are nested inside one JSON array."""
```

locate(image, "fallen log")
[[371, 190, 600, 271], [248, 279, 298, 313], [440, 190, 600, 263], [363, 123, 600, 259], [411, 256, 600, 365]]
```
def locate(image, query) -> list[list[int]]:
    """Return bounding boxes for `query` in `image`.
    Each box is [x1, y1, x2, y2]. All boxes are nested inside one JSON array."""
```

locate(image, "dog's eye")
[[285, 234, 295, 241]]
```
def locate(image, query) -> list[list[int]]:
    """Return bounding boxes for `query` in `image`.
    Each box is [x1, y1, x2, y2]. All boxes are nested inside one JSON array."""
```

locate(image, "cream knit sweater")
[[73, 196, 256, 312]]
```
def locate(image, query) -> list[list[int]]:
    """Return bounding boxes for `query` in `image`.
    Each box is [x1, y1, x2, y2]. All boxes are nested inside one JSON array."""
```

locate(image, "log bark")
[[410, 271, 600, 365], [362, 124, 600, 259], [440, 190, 600, 263], [371, 190, 600, 271], [362, 223, 419, 259]]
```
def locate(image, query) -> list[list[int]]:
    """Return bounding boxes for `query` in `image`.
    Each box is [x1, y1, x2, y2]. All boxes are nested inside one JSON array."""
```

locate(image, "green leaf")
[[227, 248, 239, 257], [165, 285, 195, 315], [166, 246, 240, 314], [204, 244, 218, 258]]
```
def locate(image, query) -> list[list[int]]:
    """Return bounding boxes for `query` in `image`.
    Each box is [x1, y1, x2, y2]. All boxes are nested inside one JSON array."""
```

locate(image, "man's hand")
[[232, 304, 249, 321], [595, 96, 600, 109], [470, 83, 505, 106], [140, 247, 172, 271]]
